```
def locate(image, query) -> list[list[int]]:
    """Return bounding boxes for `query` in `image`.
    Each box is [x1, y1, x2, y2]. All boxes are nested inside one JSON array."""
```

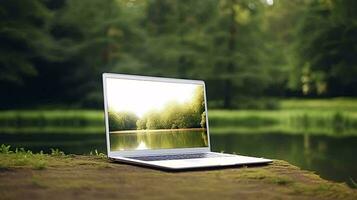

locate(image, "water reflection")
[[136, 141, 148, 150], [110, 130, 208, 151], [210, 133, 357, 187]]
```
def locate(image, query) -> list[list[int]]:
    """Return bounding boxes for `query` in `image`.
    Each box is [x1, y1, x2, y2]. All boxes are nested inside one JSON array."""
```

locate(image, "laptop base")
[[111, 152, 272, 171]]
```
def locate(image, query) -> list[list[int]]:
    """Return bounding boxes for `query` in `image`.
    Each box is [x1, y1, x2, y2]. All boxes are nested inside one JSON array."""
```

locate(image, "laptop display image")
[[103, 73, 272, 170], [106, 78, 208, 151]]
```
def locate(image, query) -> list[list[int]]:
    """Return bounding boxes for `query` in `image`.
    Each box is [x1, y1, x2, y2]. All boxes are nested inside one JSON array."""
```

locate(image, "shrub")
[[145, 111, 163, 129], [108, 110, 138, 131], [136, 116, 147, 130], [0, 144, 12, 154]]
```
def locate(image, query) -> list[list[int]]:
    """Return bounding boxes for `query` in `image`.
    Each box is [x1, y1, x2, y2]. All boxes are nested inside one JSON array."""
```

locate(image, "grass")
[[0, 144, 48, 170], [208, 98, 357, 135], [351, 178, 357, 189], [0, 144, 106, 170], [281, 98, 357, 111], [0, 110, 103, 127], [0, 98, 357, 135], [209, 109, 357, 135]]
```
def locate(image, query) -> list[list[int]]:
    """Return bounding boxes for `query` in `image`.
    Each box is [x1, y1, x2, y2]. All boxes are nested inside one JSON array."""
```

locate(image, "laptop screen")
[[105, 77, 208, 151]]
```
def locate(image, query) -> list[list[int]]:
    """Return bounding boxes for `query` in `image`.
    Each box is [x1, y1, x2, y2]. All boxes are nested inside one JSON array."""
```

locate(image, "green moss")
[[1, 150, 356, 200], [31, 176, 48, 188], [33, 160, 47, 170], [237, 168, 294, 185], [291, 182, 353, 199]]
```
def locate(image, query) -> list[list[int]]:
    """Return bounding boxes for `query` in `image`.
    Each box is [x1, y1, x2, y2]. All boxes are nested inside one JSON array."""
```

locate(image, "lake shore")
[[0, 152, 356, 200], [1, 98, 357, 136], [110, 128, 206, 134]]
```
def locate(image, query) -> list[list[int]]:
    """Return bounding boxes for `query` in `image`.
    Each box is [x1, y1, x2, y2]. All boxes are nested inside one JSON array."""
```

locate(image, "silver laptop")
[[102, 73, 272, 170]]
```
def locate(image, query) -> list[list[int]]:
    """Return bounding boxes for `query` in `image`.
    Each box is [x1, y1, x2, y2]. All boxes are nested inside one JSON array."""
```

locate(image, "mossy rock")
[[0, 154, 356, 200]]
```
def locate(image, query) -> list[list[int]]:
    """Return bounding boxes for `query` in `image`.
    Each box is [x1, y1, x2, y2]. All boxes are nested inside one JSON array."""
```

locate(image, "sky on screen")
[[106, 78, 200, 117]]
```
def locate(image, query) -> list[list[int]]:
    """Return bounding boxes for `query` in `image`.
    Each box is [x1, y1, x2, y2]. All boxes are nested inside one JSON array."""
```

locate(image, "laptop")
[[102, 73, 272, 170]]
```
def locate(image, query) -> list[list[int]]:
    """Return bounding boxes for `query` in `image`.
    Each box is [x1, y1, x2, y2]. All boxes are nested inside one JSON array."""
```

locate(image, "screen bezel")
[[102, 73, 211, 157]]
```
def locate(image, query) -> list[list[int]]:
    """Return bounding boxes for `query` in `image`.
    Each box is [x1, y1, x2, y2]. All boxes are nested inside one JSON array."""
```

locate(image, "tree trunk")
[[223, 0, 237, 108]]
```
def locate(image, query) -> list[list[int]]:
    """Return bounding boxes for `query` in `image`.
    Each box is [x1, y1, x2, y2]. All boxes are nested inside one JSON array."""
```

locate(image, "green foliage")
[[289, 0, 357, 96], [191, 86, 205, 114], [1, 99, 357, 135], [0, 145, 48, 170], [0, 110, 103, 127], [1, 0, 357, 110], [139, 104, 198, 130], [49, 0, 135, 107], [139, 86, 205, 130], [113, 86, 206, 130], [136, 115, 147, 130], [50, 148, 65, 156], [281, 98, 357, 111], [200, 112, 206, 128], [209, 99, 357, 135], [0, 0, 54, 84], [160, 102, 184, 129], [0, 0, 141, 108], [108, 110, 138, 131], [89, 149, 106, 159], [0, 144, 12, 154], [145, 110, 164, 129]]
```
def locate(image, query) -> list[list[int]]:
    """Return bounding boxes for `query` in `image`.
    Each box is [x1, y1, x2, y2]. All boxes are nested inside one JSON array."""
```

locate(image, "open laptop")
[[102, 73, 272, 170]]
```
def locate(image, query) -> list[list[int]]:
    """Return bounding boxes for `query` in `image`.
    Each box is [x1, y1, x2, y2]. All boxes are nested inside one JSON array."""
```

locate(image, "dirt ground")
[[0, 155, 356, 200]]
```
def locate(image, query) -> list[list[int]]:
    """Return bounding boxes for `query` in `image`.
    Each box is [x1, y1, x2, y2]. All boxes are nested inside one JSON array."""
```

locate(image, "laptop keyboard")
[[127, 153, 232, 161]]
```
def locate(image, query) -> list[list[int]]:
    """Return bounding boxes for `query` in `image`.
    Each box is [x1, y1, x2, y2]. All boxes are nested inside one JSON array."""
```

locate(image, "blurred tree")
[[136, 86, 205, 130], [0, 0, 143, 109], [136, 115, 147, 130], [108, 110, 138, 131], [48, 0, 136, 107], [0, 0, 74, 109], [145, 110, 164, 129], [135, 0, 277, 109], [258, 0, 301, 97], [203, 0, 275, 108], [136, 0, 214, 78], [0, 0, 54, 84], [1, 0, 357, 110], [290, 0, 357, 96], [160, 101, 185, 129]]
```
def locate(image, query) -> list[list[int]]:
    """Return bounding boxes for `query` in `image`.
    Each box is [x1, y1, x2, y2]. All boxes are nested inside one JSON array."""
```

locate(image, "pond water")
[[1, 131, 356, 187], [110, 130, 208, 151], [211, 133, 357, 188]]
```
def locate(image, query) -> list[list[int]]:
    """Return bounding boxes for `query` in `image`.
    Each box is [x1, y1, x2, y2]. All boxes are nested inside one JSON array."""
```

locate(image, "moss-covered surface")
[[0, 153, 356, 200]]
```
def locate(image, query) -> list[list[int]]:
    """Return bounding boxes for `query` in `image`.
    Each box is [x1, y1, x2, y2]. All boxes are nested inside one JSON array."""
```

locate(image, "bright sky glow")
[[266, 0, 274, 6], [106, 78, 200, 118], [136, 141, 148, 150]]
